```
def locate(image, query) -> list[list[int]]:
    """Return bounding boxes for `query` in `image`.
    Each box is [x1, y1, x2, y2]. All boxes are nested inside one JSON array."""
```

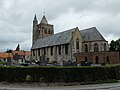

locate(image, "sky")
[[0, 0, 120, 52]]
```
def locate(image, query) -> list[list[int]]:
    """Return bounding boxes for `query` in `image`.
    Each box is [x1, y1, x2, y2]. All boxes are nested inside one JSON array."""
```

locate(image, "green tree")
[[110, 38, 120, 51], [116, 39, 120, 51]]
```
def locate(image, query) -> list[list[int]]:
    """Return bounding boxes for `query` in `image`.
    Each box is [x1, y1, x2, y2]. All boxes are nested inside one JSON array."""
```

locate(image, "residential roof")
[[32, 27, 77, 49], [12, 51, 25, 56], [80, 27, 106, 42], [0, 53, 13, 58], [25, 51, 31, 55]]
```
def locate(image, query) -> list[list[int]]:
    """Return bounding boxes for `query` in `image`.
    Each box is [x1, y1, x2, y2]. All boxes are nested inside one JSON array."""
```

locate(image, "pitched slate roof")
[[32, 27, 106, 49], [32, 28, 76, 49], [80, 27, 106, 42], [40, 15, 48, 24]]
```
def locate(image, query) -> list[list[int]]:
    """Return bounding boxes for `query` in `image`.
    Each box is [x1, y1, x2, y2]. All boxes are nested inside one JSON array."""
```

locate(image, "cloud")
[[0, 0, 119, 51]]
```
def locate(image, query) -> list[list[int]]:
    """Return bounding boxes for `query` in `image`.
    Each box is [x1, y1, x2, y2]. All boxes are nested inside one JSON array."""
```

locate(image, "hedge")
[[0, 65, 120, 83]]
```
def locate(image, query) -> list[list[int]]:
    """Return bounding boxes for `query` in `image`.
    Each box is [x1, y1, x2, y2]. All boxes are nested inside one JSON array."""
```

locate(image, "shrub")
[[0, 65, 119, 83]]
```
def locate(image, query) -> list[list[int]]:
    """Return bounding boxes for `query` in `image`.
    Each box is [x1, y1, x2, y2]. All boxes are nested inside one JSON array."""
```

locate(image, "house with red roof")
[[0, 52, 13, 65]]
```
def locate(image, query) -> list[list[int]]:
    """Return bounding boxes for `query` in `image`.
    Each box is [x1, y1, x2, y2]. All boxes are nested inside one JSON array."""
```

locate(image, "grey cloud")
[[0, 0, 119, 51]]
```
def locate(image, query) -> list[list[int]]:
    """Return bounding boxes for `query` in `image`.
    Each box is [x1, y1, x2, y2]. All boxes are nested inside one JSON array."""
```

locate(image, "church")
[[31, 14, 110, 65]]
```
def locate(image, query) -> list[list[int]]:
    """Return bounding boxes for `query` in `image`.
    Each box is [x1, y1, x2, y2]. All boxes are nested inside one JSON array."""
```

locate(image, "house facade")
[[12, 50, 31, 64], [31, 15, 109, 65]]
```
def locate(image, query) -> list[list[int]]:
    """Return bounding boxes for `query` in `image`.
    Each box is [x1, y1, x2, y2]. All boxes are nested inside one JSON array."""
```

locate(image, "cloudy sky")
[[0, 0, 120, 52]]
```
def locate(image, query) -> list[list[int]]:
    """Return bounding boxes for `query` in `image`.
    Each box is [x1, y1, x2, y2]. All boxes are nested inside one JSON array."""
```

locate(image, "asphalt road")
[[1, 83, 120, 90], [98, 87, 120, 90]]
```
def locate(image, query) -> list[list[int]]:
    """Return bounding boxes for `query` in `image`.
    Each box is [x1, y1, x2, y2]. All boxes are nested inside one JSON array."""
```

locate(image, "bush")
[[0, 65, 119, 83]]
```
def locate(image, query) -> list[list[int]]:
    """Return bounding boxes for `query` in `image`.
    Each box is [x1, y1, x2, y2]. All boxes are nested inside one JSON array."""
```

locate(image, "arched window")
[[94, 43, 99, 52], [39, 30, 40, 34], [106, 56, 109, 64], [48, 29, 51, 34], [84, 44, 88, 52], [95, 56, 99, 64], [38, 49, 40, 56], [85, 56, 88, 62], [44, 29, 47, 34], [104, 43, 106, 51], [76, 38, 79, 50]]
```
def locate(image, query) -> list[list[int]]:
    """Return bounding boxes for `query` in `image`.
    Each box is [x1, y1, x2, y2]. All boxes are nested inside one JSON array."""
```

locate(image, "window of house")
[[51, 46, 53, 56], [76, 38, 79, 50], [48, 29, 51, 34], [42, 27, 44, 29], [89, 43, 92, 51], [85, 44, 88, 52], [95, 56, 99, 64], [58, 45, 61, 55], [44, 29, 47, 34], [106, 56, 109, 63], [38, 49, 40, 56], [44, 48, 46, 55], [94, 43, 99, 52], [85, 56, 87, 62], [104, 43, 107, 51], [65, 44, 68, 54]]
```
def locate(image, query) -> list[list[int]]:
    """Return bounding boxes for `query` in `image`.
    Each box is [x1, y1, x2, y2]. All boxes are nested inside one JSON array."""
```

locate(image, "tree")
[[110, 40, 116, 51], [6, 49, 12, 53], [13, 53, 20, 60], [110, 38, 120, 51], [116, 39, 120, 51], [16, 44, 20, 51]]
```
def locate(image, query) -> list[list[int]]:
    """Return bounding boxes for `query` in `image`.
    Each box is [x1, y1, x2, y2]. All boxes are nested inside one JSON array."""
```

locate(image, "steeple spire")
[[43, 8, 45, 16], [33, 14, 37, 21], [40, 15, 48, 24]]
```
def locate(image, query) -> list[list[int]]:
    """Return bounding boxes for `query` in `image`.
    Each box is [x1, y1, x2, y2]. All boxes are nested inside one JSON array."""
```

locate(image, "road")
[[0, 83, 120, 90]]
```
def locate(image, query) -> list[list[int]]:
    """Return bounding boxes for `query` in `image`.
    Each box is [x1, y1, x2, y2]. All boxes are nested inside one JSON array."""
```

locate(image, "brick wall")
[[74, 51, 120, 64]]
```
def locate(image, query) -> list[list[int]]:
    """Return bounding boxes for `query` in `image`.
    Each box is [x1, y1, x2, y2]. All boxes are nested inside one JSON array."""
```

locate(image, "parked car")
[[20, 63, 29, 66]]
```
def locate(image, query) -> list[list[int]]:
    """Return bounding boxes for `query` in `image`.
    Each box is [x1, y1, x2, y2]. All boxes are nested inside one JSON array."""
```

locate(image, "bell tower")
[[32, 14, 54, 46], [32, 14, 38, 46], [37, 15, 54, 39]]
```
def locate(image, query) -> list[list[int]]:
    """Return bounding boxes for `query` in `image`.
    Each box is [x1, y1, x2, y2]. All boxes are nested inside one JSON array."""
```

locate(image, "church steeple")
[[33, 14, 38, 22], [32, 14, 54, 46], [40, 15, 48, 24], [32, 14, 38, 46]]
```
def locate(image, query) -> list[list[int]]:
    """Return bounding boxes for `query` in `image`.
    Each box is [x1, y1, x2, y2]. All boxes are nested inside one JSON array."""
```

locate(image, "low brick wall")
[[74, 51, 120, 64]]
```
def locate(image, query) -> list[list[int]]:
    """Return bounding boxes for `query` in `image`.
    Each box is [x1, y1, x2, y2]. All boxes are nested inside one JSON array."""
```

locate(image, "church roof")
[[31, 28, 76, 49], [40, 15, 48, 24], [32, 27, 106, 49], [80, 27, 106, 42]]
